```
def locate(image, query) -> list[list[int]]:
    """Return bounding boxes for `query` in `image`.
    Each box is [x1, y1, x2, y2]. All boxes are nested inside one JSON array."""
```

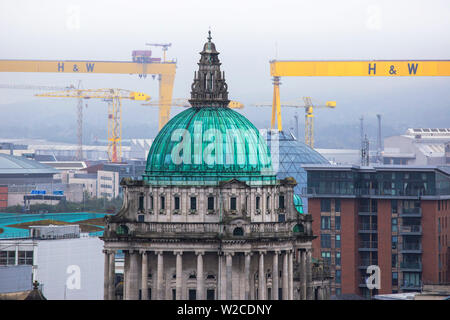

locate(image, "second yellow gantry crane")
[[36, 88, 150, 163], [253, 97, 336, 148]]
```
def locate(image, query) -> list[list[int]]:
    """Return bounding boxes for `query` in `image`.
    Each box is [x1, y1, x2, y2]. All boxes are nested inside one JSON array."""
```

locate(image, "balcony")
[[399, 225, 422, 235], [358, 223, 378, 233], [401, 281, 422, 291], [400, 207, 422, 217], [358, 206, 377, 216], [106, 221, 310, 239], [358, 241, 378, 251], [358, 259, 378, 269], [400, 262, 422, 271], [400, 243, 422, 253]]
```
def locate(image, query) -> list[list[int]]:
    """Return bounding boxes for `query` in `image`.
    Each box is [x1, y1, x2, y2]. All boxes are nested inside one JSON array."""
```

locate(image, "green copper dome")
[[143, 106, 276, 186], [144, 33, 276, 186]]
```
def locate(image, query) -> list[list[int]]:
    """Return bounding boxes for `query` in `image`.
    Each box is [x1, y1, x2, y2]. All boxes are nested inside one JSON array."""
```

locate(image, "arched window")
[[116, 225, 128, 235], [233, 227, 244, 236], [293, 223, 304, 233]]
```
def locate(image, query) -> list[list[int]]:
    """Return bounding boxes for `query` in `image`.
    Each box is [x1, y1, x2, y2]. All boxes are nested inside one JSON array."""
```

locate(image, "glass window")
[[266, 196, 270, 210], [335, 270, 341, 284], [392, 218, 398, 232], [392, 254, 397, 268], [391, 200, 398, 213], [336, 252, 341, 266], [335, 199, 341, 212], [321, 216, 331, 230], [0, 251, 16, 265], [160, 196, 165, 210], [392, 236, 398, 249], [321, 199, 331, 212], [335, 235, 341, 248], [18, 251, 33, 265], [149, 195, 154, 210], [190, 197, 197, 210], [207, 196, 214, 210], [335, 216, 341, 230], [230, 197, 237, 211], [321, 251, 331, 265], [256, 196, 260, 210], [138, 194, 144, 211], [392, 272, 398, 286], [321, 234, 331, 248], [174, 196, 180, 210], [335, 288, 342, 296], [279, 195, 285, 209]]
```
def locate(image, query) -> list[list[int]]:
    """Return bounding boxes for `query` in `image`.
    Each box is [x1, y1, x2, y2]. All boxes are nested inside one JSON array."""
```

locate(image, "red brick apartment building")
[[0, 185, 7, 209], [303, 165, 450, 298]]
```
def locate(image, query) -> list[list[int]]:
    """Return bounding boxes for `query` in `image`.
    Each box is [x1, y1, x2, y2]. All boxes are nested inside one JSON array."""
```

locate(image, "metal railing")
[[359, 241, 378, 249], [401, 243, 422, 251], [400, 262, 422, 270], [400, 225, 422, 233], [401, 207, 422, 215], [359, 259, 378, 267], [112, 221, 301, 236], [359, 223, 378, 231]]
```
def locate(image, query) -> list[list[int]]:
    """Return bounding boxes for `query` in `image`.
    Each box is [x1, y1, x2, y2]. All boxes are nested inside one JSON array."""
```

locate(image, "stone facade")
[[102, 177, 331, 300]]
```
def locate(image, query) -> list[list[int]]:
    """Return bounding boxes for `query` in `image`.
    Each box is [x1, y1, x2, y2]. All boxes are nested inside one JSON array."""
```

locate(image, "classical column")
[[288, 250, 294, 300], [141, 251, 148, 300], [124, 251, 130, 300], [175, 251, 183, 300], [272, 251, 279, 300], [108, 250, 115, 300], [244, 252, 252, 300], [225, 252, 234, 300], [217, 253, 223, 300], [258, 251, 266, 300], [301, 250, 307, 300], [196, 251, 204, 300], [128, 251, 139, 300], [156, 251, 164, 300], [282, 251, 288, 300], [103, 250, 109, 300], [306, 249, 312, 300]]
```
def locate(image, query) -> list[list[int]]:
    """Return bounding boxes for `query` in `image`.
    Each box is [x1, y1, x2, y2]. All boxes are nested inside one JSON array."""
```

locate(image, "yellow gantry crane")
[[142, 98, 244, 110], [0, 51, 176, 131], [253, 97, 336, 148], [268, 59, 450, 138], [35, 88, 150, 163]]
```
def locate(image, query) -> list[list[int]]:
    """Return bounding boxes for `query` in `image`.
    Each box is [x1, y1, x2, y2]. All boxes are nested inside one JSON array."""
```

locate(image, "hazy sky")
[[0, 0, 449, 146]]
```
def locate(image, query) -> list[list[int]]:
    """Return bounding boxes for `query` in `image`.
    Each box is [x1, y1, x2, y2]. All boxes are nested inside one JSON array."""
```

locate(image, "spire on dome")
[[189, 31, 229, 108]]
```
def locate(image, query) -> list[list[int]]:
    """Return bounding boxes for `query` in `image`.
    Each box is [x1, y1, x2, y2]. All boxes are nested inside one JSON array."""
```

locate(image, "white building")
[[0, 225, 104, 300], [97, 170, 119, 200], [383, 128, 450, 165]]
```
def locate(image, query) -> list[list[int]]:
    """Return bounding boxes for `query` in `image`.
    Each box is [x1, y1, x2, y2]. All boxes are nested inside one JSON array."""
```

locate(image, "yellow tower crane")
[[142, 98, 244, 109], [253, 97, 336, 148], [35, 88, 150, 163]]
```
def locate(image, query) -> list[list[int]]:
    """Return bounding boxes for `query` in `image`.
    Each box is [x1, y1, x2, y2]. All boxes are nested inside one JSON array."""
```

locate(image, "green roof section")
[[293, 194, 305, 214], [144, 106, 277, 186]]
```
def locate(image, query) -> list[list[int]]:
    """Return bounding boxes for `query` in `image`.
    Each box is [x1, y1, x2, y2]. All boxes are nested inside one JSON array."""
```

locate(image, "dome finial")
[[208, 29, 212, 42]]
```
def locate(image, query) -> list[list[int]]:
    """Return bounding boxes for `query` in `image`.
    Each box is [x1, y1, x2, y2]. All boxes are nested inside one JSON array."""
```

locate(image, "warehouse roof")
[[0, 153, 59, 175]]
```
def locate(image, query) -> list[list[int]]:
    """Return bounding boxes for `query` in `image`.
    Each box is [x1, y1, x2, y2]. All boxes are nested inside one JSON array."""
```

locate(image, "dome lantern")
[[189, 31, 229, 108]]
